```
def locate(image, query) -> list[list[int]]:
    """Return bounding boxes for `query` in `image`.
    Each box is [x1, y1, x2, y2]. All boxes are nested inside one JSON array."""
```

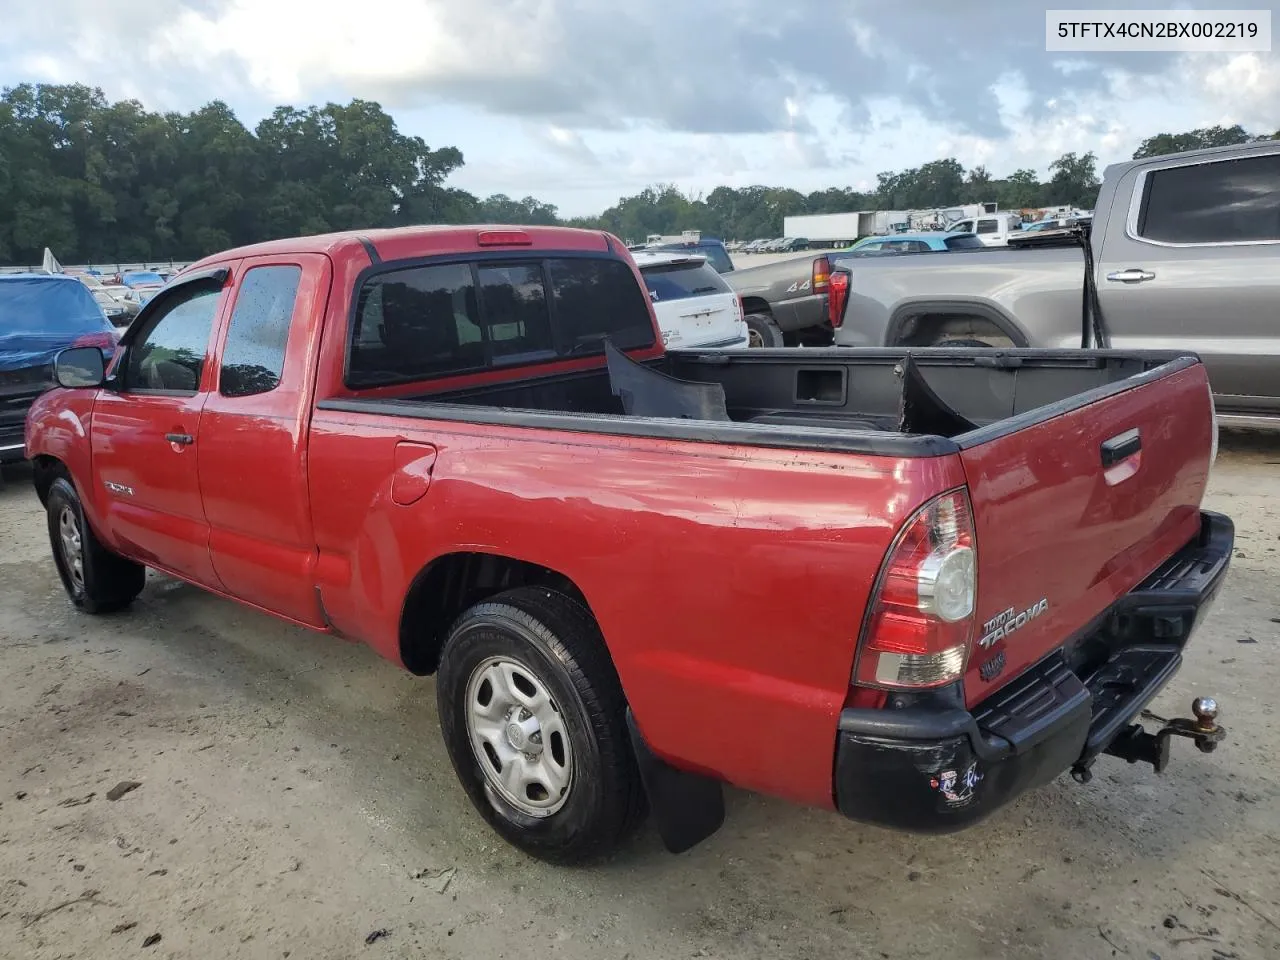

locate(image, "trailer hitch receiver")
[[1098, 697, 1225, 776]]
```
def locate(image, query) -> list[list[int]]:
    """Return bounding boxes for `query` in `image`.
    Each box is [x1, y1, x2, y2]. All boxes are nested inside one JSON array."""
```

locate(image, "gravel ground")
[[1, 432, 1278, 960]]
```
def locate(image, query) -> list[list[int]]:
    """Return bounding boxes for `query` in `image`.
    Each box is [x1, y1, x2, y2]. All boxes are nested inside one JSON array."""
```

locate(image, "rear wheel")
[[436, 587, 645, 863], [744, 313, 784, 348], [46, 476, 145, 614]]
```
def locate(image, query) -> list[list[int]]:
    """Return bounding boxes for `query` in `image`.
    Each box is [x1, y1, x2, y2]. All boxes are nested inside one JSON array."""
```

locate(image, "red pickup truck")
[[25, 225, 1232, 863]]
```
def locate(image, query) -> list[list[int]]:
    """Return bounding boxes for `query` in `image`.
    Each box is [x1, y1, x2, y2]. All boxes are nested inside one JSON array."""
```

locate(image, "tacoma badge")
[[979, 599, 1049, 649]]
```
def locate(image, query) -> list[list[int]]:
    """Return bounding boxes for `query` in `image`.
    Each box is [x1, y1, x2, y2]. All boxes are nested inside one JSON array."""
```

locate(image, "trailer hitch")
[[1071, 697, 1224, 783]]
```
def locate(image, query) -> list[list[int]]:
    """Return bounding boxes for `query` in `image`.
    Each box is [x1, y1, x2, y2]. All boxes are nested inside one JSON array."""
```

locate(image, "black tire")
[[436, 587, 645, 863], [744, 313, 784, 348], [46, 475, 145, 614]]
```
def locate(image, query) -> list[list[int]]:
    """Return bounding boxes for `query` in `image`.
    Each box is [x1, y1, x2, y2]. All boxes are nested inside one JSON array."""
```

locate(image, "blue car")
[[0, 274, 119, 464], [843, 231, 985, 255]]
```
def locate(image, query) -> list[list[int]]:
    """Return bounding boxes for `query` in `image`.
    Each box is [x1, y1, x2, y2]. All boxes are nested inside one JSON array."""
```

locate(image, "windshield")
[[641, 260, 730, 301]]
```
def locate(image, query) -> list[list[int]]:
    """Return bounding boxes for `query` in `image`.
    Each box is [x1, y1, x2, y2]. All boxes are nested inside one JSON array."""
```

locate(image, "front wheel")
[[436, 587, 645, 863], [46, 476, 145, 614]]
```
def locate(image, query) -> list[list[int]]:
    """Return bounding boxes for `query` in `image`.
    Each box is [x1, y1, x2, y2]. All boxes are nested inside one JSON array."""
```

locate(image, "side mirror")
[[54, 346, 107, 388]]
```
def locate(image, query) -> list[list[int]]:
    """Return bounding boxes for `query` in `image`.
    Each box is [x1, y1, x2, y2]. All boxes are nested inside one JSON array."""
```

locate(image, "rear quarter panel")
[[307, 412, 963, 808]]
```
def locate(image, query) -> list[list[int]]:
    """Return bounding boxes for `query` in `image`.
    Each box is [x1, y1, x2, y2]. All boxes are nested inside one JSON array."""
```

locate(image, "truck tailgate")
[[958, 360, 1214, 705]]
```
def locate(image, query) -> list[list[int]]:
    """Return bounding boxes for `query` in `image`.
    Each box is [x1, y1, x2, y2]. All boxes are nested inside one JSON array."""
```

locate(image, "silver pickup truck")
[[831, 140, 1280, 423]]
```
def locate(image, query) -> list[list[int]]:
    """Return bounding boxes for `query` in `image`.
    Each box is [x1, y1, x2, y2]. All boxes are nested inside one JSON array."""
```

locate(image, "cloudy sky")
[[2, 0, 1277, 215]]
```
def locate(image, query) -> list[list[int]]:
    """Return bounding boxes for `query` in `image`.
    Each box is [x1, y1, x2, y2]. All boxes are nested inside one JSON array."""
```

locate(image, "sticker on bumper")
[[930, 762, 983, 806]]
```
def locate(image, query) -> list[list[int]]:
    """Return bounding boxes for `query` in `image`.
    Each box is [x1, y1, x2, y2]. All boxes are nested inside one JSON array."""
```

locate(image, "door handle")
[[1106, 268, 1156, 283], [1100, 428, 1141, 467], [165, 432, 194, 446]]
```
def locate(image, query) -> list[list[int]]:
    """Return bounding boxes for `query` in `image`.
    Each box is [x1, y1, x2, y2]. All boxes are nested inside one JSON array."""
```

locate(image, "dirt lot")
[[2, 433, 1278, 960]]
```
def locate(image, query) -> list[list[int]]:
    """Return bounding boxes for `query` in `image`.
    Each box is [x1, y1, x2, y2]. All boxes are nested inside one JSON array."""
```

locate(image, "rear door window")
[[976, 219, 999, 235], [1137, 152, 1280, 244], [640, 260, 730, 303], [219, 265, 300, 397], [945, 235, 986, 250]]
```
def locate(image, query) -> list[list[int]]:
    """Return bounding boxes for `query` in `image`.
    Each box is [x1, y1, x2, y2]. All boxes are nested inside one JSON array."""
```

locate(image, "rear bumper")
[[834, 510, 1233, 832]]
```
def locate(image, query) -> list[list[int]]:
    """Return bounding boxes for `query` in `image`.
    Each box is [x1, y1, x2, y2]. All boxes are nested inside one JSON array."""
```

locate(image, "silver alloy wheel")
[[465, 656, 573, 817], [58, 506, 85, 592]]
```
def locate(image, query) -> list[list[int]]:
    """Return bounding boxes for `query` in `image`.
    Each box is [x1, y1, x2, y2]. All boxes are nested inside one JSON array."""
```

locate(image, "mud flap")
[[625, 709, 725, 854]]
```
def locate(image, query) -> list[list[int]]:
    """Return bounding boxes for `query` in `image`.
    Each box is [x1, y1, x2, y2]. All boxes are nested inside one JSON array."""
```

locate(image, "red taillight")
[[735, 294, 745, 323], [854, 489, 977, 690], [477, 229, 532, 246], [812, 256, 830, 293], [827, 269, 849, 329]]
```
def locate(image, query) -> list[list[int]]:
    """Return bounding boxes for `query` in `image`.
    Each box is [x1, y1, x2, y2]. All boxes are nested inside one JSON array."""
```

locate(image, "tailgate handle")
[[1101, 428, 1142, 467]]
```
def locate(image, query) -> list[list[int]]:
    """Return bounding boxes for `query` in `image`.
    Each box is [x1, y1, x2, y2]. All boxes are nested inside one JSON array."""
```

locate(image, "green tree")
[[1132, 124, 1255, 159], [1044, 152, 1100, 208]]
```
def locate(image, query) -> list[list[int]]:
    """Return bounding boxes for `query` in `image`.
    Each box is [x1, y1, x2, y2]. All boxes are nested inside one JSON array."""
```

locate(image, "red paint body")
[[24, 226, 1215, 813]]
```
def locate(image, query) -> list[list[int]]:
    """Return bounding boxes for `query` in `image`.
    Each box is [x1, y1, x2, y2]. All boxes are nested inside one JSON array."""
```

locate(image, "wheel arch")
[[886, 299, 1029, 347], [398, 551, 595, 676], [32, 454, 68, 507]]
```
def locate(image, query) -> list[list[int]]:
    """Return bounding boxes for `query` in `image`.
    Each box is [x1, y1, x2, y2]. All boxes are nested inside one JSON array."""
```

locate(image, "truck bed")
[[320, 347, 1195, 457]]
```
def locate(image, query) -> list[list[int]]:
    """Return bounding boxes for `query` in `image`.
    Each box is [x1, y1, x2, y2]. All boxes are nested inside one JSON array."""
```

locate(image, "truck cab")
[[947, 212, 1024, 247]]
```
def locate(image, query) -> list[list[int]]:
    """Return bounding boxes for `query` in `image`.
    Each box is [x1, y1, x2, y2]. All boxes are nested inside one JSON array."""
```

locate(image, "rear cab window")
[[639, 259, 730, 303], [651, 242, 733, 274], [347, 256, 655, 387]]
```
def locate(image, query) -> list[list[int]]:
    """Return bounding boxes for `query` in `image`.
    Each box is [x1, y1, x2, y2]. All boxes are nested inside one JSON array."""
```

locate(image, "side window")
[[219, 265, 301, 397], [953, 221, 973, 233], [976, 219, 998, 235], [905, 241, 931, 252], [476, 263, 554, 361], [1138, 153, 1280, 244], [547, 257, 655, 354], [123, 286, 221, 394], [349, 263, 483, 385]]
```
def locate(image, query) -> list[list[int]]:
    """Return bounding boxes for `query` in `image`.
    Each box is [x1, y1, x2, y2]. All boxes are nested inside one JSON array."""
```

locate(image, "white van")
[[632, 251, 749, 349]]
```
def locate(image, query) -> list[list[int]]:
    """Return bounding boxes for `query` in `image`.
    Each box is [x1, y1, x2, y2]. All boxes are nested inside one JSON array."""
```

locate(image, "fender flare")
[[885, 299, 1030, 347]]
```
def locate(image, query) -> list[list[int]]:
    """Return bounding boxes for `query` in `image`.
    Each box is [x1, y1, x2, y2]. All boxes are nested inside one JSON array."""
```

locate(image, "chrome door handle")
[[165, 433, 194, 446], [1106, 268, 1156, 283]]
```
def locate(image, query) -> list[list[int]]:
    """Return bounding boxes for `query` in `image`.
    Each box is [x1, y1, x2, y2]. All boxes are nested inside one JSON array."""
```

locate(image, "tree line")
[[1, 83, 1275, 264]]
